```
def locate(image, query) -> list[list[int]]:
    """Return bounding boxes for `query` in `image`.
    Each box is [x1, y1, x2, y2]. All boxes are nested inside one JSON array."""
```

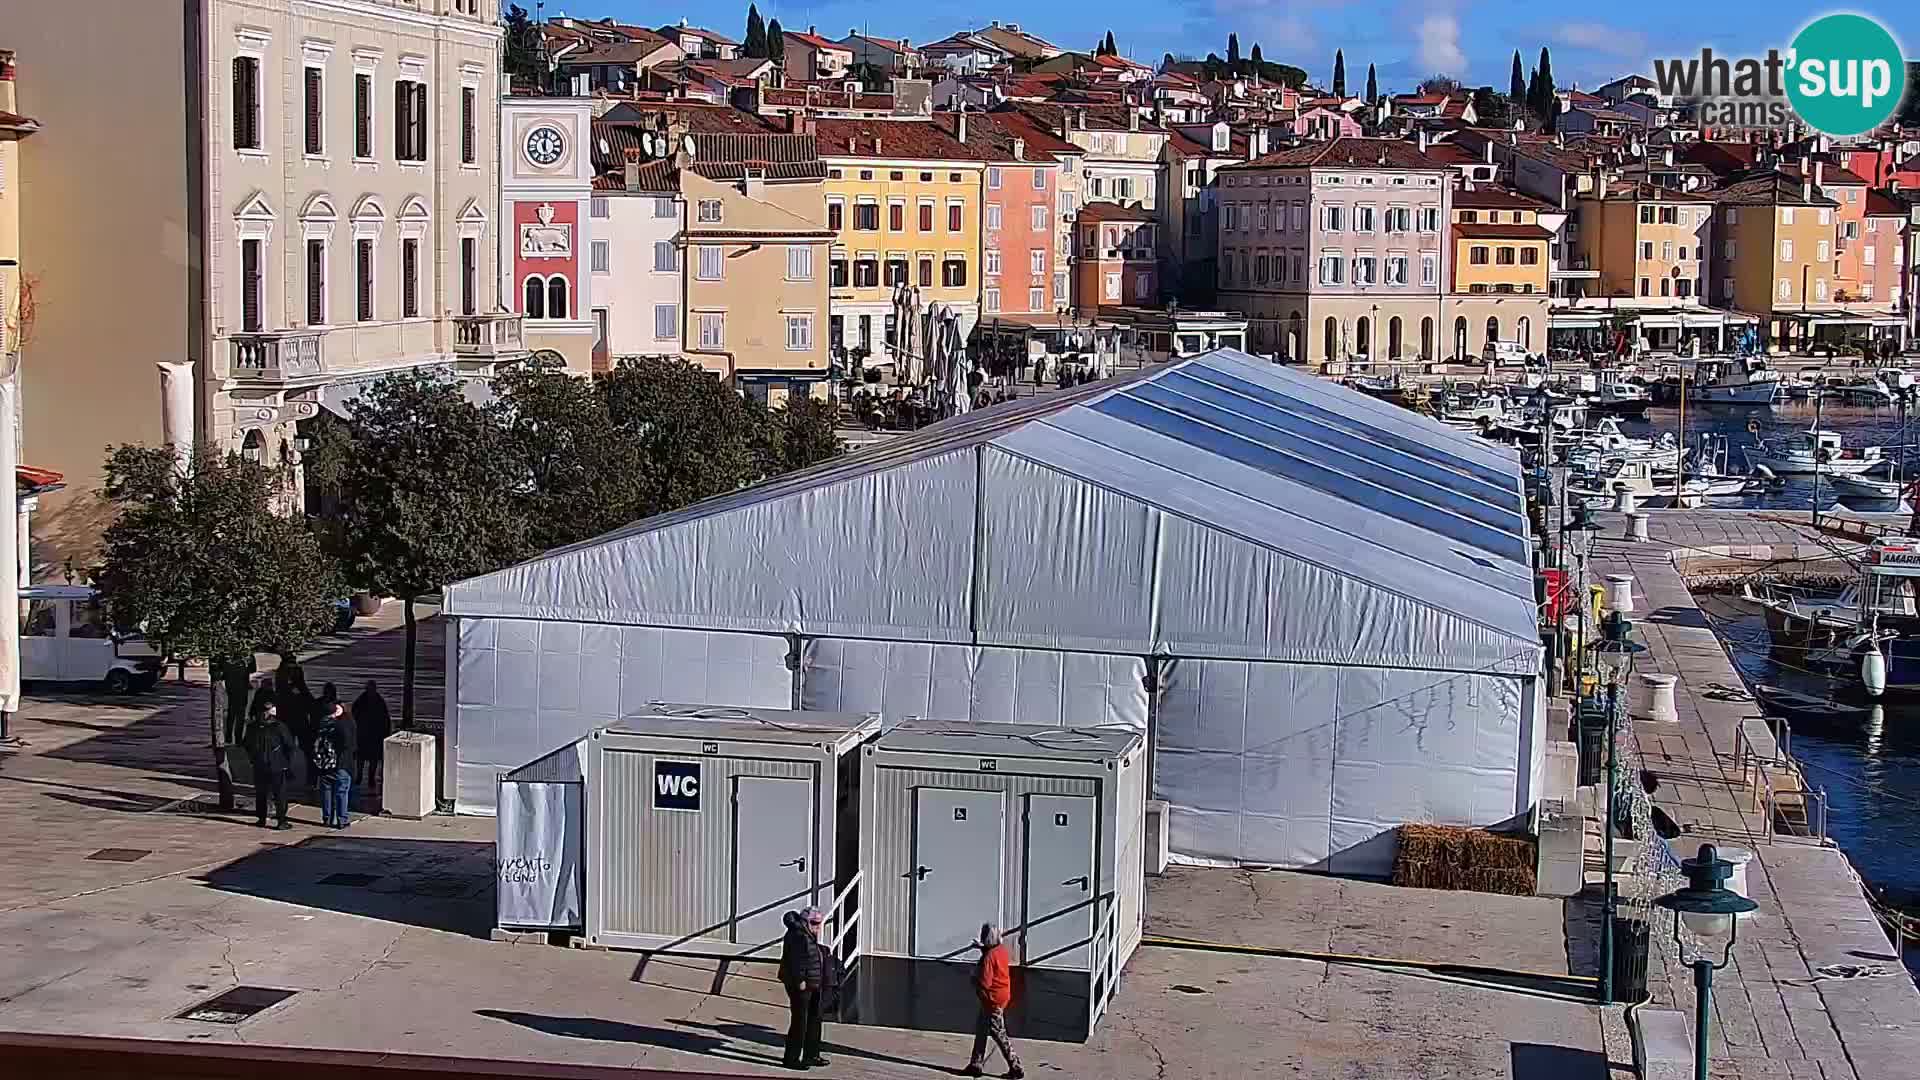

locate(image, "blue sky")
[[532, 1, 1918, 94]]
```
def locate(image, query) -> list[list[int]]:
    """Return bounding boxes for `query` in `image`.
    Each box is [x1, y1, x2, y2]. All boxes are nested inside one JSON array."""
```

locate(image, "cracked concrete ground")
[[0, 607, 1620, 1078]]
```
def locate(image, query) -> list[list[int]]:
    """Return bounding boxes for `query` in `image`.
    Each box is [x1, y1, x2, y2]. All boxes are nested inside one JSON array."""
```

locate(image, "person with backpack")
[[244, 703, 295, 830], [313, 702, 357, 828]]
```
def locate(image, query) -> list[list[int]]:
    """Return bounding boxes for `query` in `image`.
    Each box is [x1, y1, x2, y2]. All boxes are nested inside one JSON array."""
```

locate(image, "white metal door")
[[1023, 794, 1096, 969], [911, 787, 1005, 960], [733, 776, 815, 947]]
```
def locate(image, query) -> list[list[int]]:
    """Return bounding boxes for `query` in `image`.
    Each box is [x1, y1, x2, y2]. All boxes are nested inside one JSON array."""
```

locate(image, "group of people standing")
[[241, 660, 393, 830], [778, 909, 1024, 1077]]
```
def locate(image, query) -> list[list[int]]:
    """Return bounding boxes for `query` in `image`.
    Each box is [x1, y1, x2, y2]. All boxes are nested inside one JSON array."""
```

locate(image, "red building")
[[1074, 202, 1157, 312]]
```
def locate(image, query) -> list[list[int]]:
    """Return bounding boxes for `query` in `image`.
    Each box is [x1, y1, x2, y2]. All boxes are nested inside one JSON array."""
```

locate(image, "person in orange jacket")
[[963, 923, 1024, 1078]]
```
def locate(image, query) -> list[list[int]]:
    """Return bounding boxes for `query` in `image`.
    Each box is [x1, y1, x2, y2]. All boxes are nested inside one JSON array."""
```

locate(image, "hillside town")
[[5, 5, 1920, 1080]]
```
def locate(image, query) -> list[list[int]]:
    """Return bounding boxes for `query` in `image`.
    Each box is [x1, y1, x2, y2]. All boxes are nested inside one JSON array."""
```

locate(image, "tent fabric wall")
[[799, 638, 1148, 730], [453, 617, 792, 814], [446, 350, 1543, 866], [1155, 657, 1529, 876]]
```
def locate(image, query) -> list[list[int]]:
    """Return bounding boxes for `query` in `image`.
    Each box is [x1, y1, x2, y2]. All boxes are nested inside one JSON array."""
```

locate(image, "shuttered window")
[[354, 74, 373, 157], [356, 239, 374, 321], [232, 56, 260, 149], [303, 67, 324, 154], [461, 87, 476, 164], [401, 238, 419, 318], [305, 239, 326, 324], [394, 81, 427, 161], [461, 237, 476, 315], [240, 239, 263, 331]]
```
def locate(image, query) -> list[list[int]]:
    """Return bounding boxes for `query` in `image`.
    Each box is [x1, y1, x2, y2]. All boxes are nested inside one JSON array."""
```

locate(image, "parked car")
[[1482, 340, 1537, 368], [19, 585, 164, 693]]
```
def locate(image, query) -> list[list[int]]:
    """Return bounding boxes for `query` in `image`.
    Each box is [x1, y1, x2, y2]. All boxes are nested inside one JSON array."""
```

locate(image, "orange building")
[[1074, 202, 1157, 311]]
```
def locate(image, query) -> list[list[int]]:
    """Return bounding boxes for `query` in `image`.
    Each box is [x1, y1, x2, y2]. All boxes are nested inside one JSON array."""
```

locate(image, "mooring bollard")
[[1627, 512, 1650, 543], [1605, 573, 1636, 614], [1635, 673, 1679, 723], [1614, 487, 1638, 514]]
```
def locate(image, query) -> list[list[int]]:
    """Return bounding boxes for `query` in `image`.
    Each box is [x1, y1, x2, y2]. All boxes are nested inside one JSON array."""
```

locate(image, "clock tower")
[[501, 95, 596, 372]]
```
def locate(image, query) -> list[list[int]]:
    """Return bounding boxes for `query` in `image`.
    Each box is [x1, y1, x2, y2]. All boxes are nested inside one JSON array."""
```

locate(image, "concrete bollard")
[[1605, 573, 1636, 613], [1635, 673, 1679, 723], [383, 732, 439, 819], [1717, 845, 1757, 921], [1613, 487, 1638, 514], [1627, 512, 1650, 542]]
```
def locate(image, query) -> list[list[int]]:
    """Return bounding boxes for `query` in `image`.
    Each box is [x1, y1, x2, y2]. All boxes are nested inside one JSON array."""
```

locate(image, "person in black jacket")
[[244, 704, 295, 830], [778, 908, 827, 1069], [354, 680, 392, 788]]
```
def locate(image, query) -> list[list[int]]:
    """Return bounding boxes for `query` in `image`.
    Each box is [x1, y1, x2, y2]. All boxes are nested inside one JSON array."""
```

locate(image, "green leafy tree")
[[502, 4, 546, 90], [93, 446, 344, 809], [334, 370, 531, 728], [602, 357, 770, 515], [1366, 63, 1378, 105], [1333, 49, 1346, 97], [1227, 33, 1240, 70], [768, 18, 786, 64], [493, 361, 652, 552], [1509, 51, 1526, 106], [744, 4, 767, 58], [760, 395, 846, 474]]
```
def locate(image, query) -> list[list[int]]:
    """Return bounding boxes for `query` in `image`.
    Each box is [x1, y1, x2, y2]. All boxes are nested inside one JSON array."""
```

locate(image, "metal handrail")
[[1087, 894, 1123, 1034], [827, 870, 864, 972]]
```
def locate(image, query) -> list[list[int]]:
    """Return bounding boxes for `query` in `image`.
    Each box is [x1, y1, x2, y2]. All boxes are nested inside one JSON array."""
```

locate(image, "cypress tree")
[[1366, 63, 1378, 105], [1509, 51, 1526, 105], [1228, 33, 1241, 70], [1333, 49, 1346, 97], [1250, 43, 1263, 67], [1536, 47, 1555, 115], [743, 5, 767, 58], [767, 18, 784, 63]]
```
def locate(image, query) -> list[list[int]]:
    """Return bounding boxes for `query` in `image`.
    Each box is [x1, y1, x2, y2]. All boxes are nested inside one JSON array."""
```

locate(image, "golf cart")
[[19, 585, 165, 693]]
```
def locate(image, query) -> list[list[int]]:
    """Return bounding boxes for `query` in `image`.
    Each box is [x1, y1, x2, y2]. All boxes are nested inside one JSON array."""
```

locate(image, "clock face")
[[525, 125, 565, 167]]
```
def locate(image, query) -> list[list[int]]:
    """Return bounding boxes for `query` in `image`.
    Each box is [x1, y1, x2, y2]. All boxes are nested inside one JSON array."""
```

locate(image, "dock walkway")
[[1586, 509, 1920, 1079]]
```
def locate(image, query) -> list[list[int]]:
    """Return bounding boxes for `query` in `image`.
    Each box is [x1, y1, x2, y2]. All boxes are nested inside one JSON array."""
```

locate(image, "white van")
[[19, 585, 165, 693], [1481, 340, 1537, 368]]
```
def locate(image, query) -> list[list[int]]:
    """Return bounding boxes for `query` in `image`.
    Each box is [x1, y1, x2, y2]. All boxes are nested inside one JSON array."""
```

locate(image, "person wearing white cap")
[[778, 907, 828, 1069]]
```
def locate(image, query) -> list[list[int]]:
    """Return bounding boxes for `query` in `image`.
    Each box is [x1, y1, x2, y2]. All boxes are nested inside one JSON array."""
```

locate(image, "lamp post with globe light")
[[1656, 844, 1759, 1080]]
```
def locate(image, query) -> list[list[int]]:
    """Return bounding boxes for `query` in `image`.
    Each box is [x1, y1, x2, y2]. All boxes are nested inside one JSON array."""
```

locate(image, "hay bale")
[[1391, 825, 1539, 896]]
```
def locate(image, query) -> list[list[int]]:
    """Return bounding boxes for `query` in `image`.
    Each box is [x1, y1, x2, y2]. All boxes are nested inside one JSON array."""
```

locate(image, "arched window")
[[1421, 317, 1435, 361], [1517, 316, 1532, 350], [1355, 316, 1371, 358], [547, 276, 569, 320], [1288, 312, 1303, 364], [1453, 316, 1468, 360], [1388, 316, 1403, 360], [1324, 316, 1338, 363], [524, 276, 545, 319], [1486, 316, 1500, 345]]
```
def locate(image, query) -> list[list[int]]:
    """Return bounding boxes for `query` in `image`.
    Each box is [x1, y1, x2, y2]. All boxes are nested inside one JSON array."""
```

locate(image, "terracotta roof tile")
[[1077, 201, 1155, 222], [1222, 137, 1446, 171], [1451, 185, 1553, 210], [1454, 222, 1555, 240]]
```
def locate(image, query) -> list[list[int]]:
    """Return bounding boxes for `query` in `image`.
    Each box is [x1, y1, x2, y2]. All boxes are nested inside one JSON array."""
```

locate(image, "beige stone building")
[[1216, 139, 1453, 369], [9, 0, 518, 574]]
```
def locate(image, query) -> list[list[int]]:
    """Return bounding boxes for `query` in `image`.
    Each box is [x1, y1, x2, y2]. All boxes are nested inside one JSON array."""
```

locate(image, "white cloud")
[[1205, 0, 1322, 56], [1416, 13, 1466, 74], [1553, 21, 1649, 60]]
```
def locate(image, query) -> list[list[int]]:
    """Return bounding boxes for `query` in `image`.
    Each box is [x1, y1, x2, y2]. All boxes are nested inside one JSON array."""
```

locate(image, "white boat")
[[1829, 471, 1909, 500], [1691, 356, 1781, 405], [1821, 377, 1897, 406], [1587, 376, 1651, 417], [1745, 427, 1886, 475]]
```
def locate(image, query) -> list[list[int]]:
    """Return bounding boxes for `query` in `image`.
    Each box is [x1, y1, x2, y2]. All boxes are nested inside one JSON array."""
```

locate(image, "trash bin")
[[1609, 911, 1651, 1003], [1576, 706, 1607, 787]]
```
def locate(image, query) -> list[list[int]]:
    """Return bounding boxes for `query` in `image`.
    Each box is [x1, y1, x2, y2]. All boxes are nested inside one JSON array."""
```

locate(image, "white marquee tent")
[[444, 349, 1544, 874]]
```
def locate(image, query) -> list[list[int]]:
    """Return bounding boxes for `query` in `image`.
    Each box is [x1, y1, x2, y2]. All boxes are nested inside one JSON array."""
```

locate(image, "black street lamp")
[[1655, 844, 1760, 1080], [1587, 616, 1646, 1003]]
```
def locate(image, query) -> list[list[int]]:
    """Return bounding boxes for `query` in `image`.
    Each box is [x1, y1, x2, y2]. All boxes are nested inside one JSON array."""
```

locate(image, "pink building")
[[1290, 106, 1360, 141]]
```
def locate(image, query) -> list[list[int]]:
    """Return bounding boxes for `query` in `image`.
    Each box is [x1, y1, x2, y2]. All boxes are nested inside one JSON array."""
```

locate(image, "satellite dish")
[[682, 133, 697, 159], [598, 136, 610, 156], [640, 131, 655, 157]]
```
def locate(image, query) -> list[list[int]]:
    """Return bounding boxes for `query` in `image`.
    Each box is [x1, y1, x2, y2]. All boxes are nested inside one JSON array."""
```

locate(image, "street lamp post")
[[1656, 844, 1760, 1080], [1590, 618, 1648, 1003]]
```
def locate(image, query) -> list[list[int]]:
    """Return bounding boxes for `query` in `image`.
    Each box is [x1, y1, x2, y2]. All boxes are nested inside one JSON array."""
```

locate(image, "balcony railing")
[[230, 330, 325, 382], [452, 313, 526, 358]]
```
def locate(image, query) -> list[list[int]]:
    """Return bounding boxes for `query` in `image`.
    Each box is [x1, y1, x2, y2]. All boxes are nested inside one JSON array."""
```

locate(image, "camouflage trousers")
[[969, 1005, 1022, 1070]]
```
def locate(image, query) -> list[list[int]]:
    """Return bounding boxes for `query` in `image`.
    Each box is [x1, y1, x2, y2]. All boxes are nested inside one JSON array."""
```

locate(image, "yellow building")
[[1708, 170, 1845, 352], [1445, 184, 1552, 357], [814, 116, 987, 366], [674, 150, 834, 403], [1575, 180, 1715, 305]]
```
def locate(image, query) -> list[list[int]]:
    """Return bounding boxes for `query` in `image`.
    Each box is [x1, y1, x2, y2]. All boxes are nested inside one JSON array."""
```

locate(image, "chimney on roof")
[[1013, 136, 1025, 160], [743, 167, 765, 199], [1128, 108, 1139, 132], [958, 108, 968, 143], [808, 25, 816, 35], [1814, 159, 1825, 188], [624, 147, 641, 190], [1892, 178, 1902, 194], [1417, 128, 1428, 154], [1804, 175, 1813, 202], [1074, 107, 1087, 130], [991, 19, 1001, 27]]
